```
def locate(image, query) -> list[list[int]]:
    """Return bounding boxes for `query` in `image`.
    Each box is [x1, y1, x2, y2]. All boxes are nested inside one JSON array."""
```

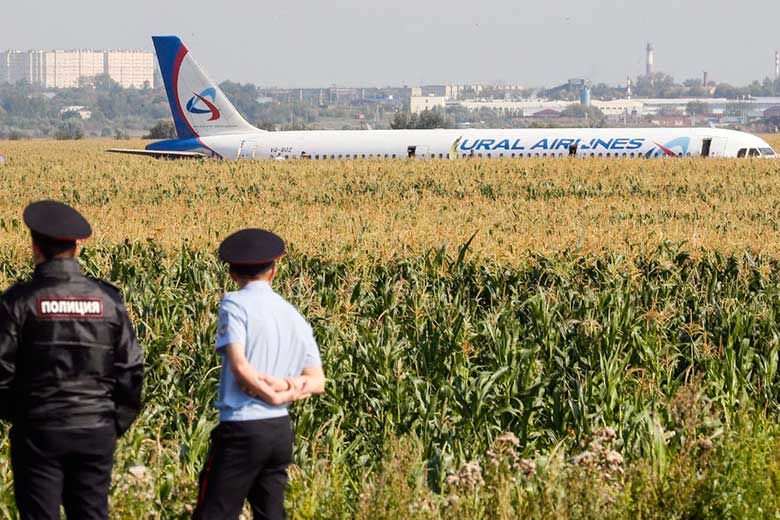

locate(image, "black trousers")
[[193, 416, 294, 520], [10, 424, 117, 520]]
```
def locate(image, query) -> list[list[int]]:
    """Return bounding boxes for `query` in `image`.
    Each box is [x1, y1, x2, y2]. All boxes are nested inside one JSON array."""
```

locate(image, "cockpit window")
[[737, 148, 747, 158], [749, 148, 760, 157], [760, 147, 776, 157]]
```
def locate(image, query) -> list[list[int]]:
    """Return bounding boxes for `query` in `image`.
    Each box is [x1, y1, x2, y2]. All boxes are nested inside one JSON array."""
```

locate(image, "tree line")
[[2, 72, 779, 139], [546, 74, 780, 102]]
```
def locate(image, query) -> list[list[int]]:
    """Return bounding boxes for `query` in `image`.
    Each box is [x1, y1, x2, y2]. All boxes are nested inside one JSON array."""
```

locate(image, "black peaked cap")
[[219, 229, 285, 265], [23, 200, 92, 240]]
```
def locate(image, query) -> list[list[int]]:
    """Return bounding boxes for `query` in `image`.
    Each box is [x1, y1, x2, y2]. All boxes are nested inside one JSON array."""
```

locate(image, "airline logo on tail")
[[186, 88, 221, 121], [152, 35, 256, 140]]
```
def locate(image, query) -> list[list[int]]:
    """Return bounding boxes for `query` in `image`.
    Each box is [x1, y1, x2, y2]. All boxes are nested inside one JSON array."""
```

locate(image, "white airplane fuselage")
[[110, 36, 778, 161], [152, 127, 775, 160]]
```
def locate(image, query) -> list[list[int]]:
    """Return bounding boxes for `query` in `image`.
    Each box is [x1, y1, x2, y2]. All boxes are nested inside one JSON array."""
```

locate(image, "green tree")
[[682, 78, 707, 97], [53, 121, 84, 140], [143, 120, 176, 139], [686, 101, 709, 116], [714, 83, 746, 99], [390, 109, 453, 129], [560, 104, 606, 127], [256, 120, 277, 131], [633, 73, 676, 97], [93, 74, 123, 93], [390, 111, 417, 129]]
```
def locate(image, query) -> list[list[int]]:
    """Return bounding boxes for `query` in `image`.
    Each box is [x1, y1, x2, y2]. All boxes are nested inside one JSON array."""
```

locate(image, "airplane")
[[108, 36, 778, 161]]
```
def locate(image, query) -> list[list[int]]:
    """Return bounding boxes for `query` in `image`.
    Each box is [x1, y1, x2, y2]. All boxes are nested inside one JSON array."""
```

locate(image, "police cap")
[[23, 200, 92, 240], [219, 229, 285, 265]]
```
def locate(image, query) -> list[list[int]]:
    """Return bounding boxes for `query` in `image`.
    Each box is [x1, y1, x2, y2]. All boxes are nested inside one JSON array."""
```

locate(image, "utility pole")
[[646, 43, 655, 85]]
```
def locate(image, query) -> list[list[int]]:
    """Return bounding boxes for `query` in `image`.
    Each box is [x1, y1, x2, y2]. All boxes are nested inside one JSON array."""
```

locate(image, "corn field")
[[1, 139, 780, 518], [0, 138, 779, 261]]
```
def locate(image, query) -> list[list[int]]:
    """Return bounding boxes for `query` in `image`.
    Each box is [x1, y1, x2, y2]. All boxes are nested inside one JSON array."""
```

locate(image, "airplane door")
[[407, 145, 430, 158], [238, 140, 257, 159], [708, 137, 727, 157], [700, 137, 727, 157], [700, 139, 712, 158]]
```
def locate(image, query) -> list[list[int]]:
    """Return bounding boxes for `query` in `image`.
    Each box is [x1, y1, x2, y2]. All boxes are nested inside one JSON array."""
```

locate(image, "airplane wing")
[[106, 148, 207, 159]]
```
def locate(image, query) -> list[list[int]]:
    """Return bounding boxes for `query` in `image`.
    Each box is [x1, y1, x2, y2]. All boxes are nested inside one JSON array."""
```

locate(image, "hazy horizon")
[[2, 0, 779, 88]]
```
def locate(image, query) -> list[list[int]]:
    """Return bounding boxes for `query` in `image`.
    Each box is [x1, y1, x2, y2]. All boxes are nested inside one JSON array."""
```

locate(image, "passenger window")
[[361, 154, 366, 158], [737, 148, 747, 158], [749, 148, 760, 157]]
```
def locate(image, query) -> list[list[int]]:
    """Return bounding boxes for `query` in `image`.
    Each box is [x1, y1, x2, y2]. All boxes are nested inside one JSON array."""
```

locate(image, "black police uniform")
[[0, 201, 143, 520]]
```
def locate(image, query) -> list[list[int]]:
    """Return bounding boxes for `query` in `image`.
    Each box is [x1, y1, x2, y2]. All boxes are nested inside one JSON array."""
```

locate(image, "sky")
[[3, 0, 779, 88]]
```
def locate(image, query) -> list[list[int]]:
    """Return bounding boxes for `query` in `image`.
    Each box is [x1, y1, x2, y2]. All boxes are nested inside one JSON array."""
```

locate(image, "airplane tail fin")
[[152, 36, 259, 139]]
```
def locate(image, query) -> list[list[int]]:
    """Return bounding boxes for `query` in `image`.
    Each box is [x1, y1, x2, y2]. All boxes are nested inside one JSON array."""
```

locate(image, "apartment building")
[[0, 49, 154, 88]]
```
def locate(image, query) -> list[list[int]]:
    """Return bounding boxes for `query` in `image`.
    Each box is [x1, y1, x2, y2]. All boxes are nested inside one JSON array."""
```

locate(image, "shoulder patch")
[[217, 309, 229, 336], [37, 297, 104, 318]]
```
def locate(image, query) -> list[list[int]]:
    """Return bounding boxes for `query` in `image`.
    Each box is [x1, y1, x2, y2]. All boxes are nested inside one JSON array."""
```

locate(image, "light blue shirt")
[[214, 280, 322, 422]]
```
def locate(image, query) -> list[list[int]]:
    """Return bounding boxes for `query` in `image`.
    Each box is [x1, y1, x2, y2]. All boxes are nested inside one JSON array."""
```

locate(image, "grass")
[[0, 138, 779, 517]]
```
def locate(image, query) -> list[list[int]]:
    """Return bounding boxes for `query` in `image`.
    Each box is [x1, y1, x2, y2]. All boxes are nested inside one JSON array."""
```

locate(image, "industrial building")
[[433, 97, 780, 124], [0, 49, 154, 88]]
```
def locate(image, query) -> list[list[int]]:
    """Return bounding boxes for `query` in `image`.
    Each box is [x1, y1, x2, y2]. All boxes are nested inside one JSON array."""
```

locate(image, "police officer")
[[0, 200, 143, 520], [194, 228, 325, 520]]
